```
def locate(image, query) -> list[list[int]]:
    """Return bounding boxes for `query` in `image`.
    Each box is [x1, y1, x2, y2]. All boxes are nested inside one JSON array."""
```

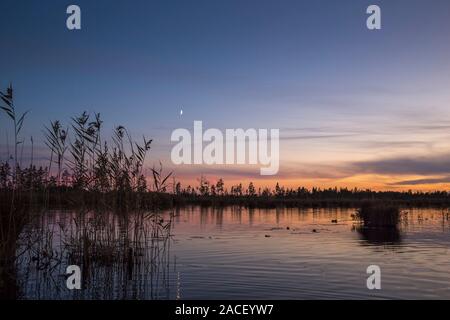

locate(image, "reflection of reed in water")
[[354, 225, 401, 245], [0, 202, 32, 299], [0, 240, 20, 300], [353, 202, 402, 245], [14, 209, 175, 299]]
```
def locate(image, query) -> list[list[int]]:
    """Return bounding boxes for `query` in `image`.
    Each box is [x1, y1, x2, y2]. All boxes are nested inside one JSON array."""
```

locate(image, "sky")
[[1, 0, 450, 191]]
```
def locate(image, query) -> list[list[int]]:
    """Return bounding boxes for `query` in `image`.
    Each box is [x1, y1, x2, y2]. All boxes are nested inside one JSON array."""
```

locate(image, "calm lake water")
[[14, 207, 450, 299]]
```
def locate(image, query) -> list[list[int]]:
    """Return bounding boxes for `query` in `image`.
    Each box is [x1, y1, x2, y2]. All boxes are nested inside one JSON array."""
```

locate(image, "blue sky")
[[2, 0, 450, 189]]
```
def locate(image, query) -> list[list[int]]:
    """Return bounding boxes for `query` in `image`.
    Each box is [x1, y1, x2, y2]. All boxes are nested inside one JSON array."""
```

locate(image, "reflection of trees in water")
[[12, 210, 175, 299], [248, 208, 255, 226], [355, 225, 401, 245], [353, 204, 403, 246], [215, 207, 224, 227]]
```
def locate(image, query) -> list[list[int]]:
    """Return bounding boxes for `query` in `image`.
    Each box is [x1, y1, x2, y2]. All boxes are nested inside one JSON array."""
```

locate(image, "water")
[[12, 207, 450, 299]]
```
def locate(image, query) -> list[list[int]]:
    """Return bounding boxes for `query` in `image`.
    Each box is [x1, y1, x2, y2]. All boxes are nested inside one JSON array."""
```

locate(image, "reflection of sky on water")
[[14, 207, 450, 299]]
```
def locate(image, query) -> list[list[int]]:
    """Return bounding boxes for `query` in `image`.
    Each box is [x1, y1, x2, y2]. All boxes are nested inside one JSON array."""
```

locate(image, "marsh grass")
[[0, 85, 174, 298], [355, 202, 401, 228], [11, 209, 174, 299]]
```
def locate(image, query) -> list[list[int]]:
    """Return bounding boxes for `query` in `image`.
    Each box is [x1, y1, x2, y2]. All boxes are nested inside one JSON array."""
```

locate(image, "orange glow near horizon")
[[166, 174, 450, 192]]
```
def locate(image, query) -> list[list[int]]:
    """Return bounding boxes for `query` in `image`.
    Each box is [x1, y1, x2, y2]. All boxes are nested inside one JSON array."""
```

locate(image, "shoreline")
[[2, 190, 450, 212]]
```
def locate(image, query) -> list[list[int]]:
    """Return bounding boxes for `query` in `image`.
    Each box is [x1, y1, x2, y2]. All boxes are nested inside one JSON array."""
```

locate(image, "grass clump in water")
[[355, 202, 400, 228]]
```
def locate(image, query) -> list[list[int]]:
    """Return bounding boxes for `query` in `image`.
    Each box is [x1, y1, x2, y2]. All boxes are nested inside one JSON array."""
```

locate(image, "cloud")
[[164, 164, 266, 180], [168, 153, 450, 185], [280, 133, 357, 141], [164, 161, 352, 182], [350, 154, 450, 176], [390, 176, 450, 186], [353, 140, 432, 149]]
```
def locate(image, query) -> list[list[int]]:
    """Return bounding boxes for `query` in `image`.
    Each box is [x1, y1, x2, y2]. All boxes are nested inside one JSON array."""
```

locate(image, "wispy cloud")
[[280, 133, 357, 141], [390, 176, 450, 186], [350, 154, 450, 176]]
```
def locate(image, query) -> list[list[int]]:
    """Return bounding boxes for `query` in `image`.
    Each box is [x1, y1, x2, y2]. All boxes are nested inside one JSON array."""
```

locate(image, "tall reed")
[[0, 84, 28, 189]]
